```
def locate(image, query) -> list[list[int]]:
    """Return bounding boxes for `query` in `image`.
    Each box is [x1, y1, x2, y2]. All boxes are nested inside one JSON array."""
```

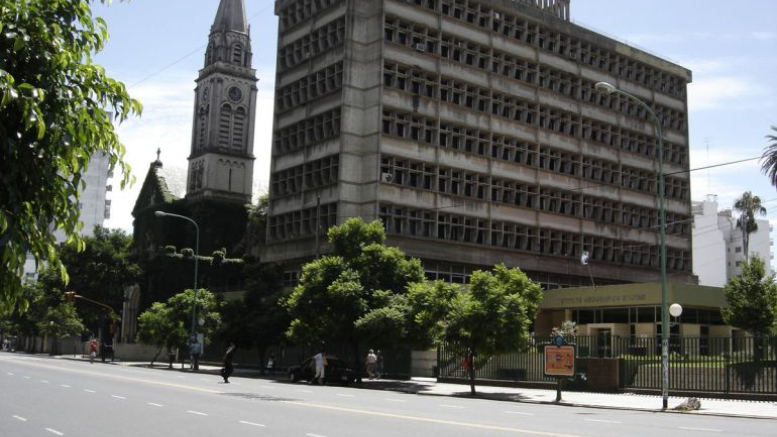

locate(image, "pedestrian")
[[89, 339, 98, 364], [311, 348, 326, 385], [267, 354, 275, 375], [222, 342, 235, 383], [375, 349, 384, 379], [365, 349, 377, 380]]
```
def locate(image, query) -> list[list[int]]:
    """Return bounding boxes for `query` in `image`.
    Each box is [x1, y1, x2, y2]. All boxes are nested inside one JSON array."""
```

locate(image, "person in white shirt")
[[366, 349, 378, 380], [312, 348, 326, 385]]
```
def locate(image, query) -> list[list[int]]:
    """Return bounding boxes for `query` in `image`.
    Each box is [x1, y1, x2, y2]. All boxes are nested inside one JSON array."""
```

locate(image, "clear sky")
[[93, 0, 777, 243]]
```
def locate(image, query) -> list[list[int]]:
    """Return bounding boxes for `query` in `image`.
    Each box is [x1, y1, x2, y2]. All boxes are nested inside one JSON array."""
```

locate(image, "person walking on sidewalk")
[[222, 342, 235, 383], [89, 339, 98, 364], [311, 348, 326, 385], [365, 349, 378, 380]]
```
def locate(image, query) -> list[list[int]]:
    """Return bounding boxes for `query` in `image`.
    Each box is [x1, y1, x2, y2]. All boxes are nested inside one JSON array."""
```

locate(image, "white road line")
[[111, 395, 126, 400], [385, 398, 407, 403], [306, 434, 327, 437], [45, 428, 64, 436], [336, 393, 355, 397], [296, 389, 313, 393], [199, 378, 210, 382], [439, 404, 465, 409], [584, 419, 621, 424], [504, 411, 534, 416], [239, 421, 265, 427], [41, 380, 49, 383], [259, 385, 274, 389], [60, 384, 70, 388], [187, 410, 208, 416], [13, 415, 27, 421], [84, 389, 95, 393], [679, 427, 721, 432], [147, 403, 164, 407], [7, 372, 14, 376], [23, 376, 30, 379]]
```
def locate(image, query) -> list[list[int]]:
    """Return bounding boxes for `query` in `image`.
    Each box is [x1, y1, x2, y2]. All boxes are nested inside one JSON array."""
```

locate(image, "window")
[[735, 246, 742, 253]]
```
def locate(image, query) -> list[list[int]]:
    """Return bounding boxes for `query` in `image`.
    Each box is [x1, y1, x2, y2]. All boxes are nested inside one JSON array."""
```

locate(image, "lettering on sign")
[[544, 345, 575, 377]]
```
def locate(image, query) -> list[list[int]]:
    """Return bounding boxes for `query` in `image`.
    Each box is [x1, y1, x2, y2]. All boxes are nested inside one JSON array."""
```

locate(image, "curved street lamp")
[[595, 82, 670, 409], [154, 211, 201, 371]]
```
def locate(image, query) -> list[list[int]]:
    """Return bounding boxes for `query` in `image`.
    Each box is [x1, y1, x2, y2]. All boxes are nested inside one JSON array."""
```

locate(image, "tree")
[[759, 126, 777, 188], [40, 226, 141, 332], [284, 218, 425, 380], [136, 289, 223, 367], [722, 257, 777, 361], [733, 191, 767, 258], [0, 0, 142, 312], [409, 264, 542, 394]]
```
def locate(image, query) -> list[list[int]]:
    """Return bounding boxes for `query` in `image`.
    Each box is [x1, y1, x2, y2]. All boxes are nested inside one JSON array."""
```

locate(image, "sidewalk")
[[64, 356, 777, 419]]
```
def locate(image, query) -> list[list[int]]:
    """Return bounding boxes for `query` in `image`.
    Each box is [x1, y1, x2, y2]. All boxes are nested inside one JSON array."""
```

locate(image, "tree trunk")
[[150, 345, 163, 367], [466, 348, 476, 395]]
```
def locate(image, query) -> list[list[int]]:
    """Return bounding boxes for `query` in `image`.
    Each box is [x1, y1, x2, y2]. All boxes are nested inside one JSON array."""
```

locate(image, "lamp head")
[[594, 81, 617, 95], [669, 303, 683, 318], [154, 211, 167, 217]]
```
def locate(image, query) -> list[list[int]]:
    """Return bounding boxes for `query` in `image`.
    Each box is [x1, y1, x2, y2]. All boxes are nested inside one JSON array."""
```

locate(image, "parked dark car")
[[288, 356, 356, 385]]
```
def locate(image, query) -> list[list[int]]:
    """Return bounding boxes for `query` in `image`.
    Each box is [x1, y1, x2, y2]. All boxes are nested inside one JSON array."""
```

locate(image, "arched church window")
[[206, 42, 215, 65], [197, 106, 208, 149], [232, 107, 246, 149], [232, 43, 243, 65], [218, 104, 232, 148]]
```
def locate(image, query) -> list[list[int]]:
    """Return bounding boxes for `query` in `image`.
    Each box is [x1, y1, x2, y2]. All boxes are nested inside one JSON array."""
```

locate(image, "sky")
[[92, 0, 777, 242]]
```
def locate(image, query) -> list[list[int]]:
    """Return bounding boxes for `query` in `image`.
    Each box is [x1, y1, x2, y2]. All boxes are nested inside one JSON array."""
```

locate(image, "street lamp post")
[[595, 82, 670, 409], [154, 211, 201, 371]]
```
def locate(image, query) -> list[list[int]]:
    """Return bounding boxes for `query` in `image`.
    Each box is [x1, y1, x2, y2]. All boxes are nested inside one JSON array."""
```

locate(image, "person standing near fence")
[[89, 339, 98, 364], [365, 349, 378, 380], [222, 342, 235, 383]]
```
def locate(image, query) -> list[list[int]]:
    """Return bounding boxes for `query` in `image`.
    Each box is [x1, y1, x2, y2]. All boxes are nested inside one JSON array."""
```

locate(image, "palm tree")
[[733, 191, 767, 258], [759, 126, 777, 187]]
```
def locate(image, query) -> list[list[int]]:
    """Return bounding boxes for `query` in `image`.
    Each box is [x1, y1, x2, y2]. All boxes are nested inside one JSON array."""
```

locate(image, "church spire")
[[211, 0, 248, 34]]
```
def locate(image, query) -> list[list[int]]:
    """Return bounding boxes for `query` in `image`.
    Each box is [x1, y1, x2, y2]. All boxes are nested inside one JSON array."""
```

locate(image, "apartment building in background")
[[692, 194, 773, 287], [263, 0, 695, 289]]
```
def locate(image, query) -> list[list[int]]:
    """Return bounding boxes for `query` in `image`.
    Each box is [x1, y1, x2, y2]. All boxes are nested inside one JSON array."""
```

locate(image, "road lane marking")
[[306, 434, 327, 437], [41, 380, 49, 383], [504, 411, 534, 416], [239, 421, 265, 427], [187, 410, 208, 416], [584, 419, 621, 424], [296, 389, 313, 393], [147, 403, 164, 407], [679, 427, 721, 432], [111, 395, 126, 400], [439, 404, 465, 409], [385, 398, 406, 403], [23, 376, 30, 379], [199, 378, 210, 382], [84, 389, 96, 393], [336, 393, 355, 397], [259, 385, 274, 389], [282, 400, 587, 437], [60, 384, 70, 388], [13, 415, 27, 421], [45, 428, 64, 436], [7, 372, 14, 376]]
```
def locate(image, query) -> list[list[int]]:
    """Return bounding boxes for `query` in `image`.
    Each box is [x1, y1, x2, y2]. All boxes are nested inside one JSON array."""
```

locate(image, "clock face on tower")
[[202, 87, 210, 102], [228, 86, 242, 102]]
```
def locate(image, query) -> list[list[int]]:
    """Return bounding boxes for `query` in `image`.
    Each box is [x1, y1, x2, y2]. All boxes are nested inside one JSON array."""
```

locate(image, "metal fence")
[[438, 336, 777, 396]]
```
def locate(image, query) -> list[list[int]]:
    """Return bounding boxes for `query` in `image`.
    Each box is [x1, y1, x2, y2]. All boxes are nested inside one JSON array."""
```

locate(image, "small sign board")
[[544, 345, 575, 377]]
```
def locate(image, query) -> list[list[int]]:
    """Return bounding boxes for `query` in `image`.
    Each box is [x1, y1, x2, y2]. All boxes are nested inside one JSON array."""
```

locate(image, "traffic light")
[[64, 291, 77, 302]]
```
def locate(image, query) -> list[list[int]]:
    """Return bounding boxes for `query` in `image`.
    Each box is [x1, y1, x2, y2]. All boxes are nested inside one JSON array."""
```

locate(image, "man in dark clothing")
[[222, 342, 235, 383]]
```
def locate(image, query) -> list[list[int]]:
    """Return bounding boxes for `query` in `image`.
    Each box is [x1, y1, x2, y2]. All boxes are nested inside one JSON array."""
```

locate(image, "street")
[[1, 354, 774, 437]]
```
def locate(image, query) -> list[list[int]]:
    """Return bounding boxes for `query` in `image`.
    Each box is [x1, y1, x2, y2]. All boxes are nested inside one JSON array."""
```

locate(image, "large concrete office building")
[[263, 0, 694, 288]]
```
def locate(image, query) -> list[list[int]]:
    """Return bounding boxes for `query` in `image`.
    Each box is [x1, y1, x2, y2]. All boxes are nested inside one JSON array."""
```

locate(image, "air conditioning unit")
[[414, 43, 426, 52], [381, 172, 394, 183]]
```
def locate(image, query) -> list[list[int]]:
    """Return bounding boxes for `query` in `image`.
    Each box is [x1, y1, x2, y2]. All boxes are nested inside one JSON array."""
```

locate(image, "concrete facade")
[[692, 195, 773, 287], [264, 0, 693, 288]]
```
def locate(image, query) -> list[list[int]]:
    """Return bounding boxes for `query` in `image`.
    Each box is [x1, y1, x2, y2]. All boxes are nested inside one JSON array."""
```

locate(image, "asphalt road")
[[1, 353, 773, 437]]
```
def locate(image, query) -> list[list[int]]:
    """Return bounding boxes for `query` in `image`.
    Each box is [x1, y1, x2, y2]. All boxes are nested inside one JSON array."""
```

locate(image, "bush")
[[164, 245, 177, 254], [181, 248, 194, 258]]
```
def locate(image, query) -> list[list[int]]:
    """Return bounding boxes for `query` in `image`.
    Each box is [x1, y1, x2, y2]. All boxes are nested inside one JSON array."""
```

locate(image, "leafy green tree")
[[136, 302, 176, 366], [409, 265, 542, 394], [0, 0, 142, 312], [40, 226, 141, 332], [759, 126, 777, 187], [284, 218, 425, 380], [722, 256, 777, 355], [37, 297, 85, 355], [733, 191, 767, 258]]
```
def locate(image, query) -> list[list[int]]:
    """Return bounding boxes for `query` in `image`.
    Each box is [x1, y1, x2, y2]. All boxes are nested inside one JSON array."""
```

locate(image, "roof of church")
[[131, 159, 186, 216], [211, 0, 248, 34]]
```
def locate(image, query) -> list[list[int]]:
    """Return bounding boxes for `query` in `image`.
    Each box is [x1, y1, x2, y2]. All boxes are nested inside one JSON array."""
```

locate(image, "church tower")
[[186, 0, 257, 204]]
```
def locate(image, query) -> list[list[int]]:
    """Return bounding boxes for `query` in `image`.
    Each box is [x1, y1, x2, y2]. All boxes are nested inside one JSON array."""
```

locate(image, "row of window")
[[383, 64, 687, 167], [274, 108, 341, 155], [378, 204, 690, 272], [380, 155, 691, 236], [432, 0, 686, 98], [380, 110, 689, 202], [278, 0, 342, 31], [279, 17, 346, 70], [205, 40, 249, 68], [276, 62, 344, 113], [271, 155, 339, 197], [268, 202, 337, 242]]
